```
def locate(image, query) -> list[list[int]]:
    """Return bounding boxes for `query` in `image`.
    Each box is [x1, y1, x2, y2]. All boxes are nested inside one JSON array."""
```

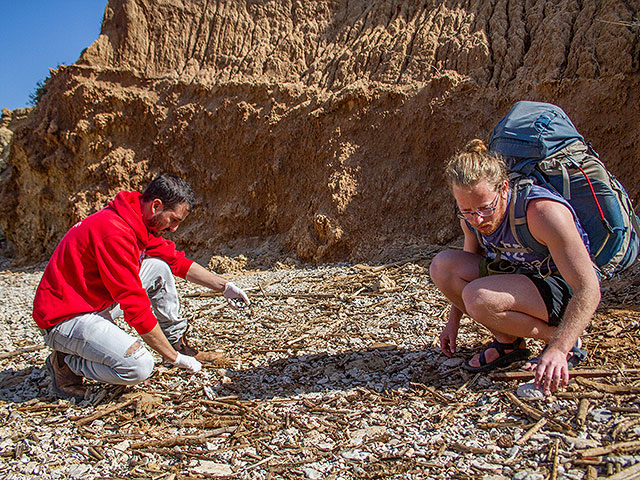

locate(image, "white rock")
[[442, 357, 463, 367], [302, 467, 324, 479], [590, 409, 613, 422], [112, 439, 130, 453], [516, 381, 545, 399], [349, 425, 387, 444], [341, 449, 370, 461], [562, 435, 599, 449], [514, 471, 545, 480], [482, 474, 510, 480], [192, 461, 233, 476], [68, 464, 92, 479]]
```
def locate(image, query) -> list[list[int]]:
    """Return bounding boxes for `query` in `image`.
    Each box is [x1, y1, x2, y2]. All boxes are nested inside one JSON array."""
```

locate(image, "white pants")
[[43, 258, 188, 385]]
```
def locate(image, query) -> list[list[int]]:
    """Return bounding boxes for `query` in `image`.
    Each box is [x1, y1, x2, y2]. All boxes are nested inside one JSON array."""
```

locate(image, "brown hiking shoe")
[[171, 330, 230, 365], [45, 351, 86, 401]]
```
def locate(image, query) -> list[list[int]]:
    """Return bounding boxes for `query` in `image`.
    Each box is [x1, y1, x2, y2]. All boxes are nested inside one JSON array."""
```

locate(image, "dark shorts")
[[479, 257, 573, 327]]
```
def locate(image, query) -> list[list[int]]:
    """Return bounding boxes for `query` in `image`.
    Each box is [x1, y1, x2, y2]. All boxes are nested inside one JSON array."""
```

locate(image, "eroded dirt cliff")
[[1, 0, 639, 263]]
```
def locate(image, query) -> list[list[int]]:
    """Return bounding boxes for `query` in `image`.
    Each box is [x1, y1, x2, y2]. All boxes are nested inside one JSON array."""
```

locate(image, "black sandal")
[[463, 337, 531, 373]]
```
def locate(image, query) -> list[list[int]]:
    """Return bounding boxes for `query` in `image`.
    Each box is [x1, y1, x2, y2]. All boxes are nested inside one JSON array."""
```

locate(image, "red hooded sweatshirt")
[[33, 191, 193, 334]]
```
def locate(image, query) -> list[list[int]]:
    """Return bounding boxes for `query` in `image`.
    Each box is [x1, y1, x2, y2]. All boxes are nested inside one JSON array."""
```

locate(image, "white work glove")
[[223, 281, 250, 309], [172, 352, 202, 373]]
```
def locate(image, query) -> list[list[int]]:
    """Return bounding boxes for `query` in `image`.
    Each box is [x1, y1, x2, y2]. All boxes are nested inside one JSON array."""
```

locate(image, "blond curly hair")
[[445, 139, 508, 191]]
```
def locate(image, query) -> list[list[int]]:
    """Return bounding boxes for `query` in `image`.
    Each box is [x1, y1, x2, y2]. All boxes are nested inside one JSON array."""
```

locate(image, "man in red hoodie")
[[33, 174, 250, 401]]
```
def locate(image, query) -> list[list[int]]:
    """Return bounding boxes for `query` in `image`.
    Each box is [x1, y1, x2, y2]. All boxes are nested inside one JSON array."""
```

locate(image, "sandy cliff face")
[[1, 0, 639, 263]]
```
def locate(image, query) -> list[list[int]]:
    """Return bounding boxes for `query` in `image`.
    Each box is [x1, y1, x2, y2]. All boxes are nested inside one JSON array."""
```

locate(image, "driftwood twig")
[[0, 345, 45, 360], [576, 377, 640, 394], [505, 392, 574, 435], [490, 368, 640, 381], [516, 417, 547, 445], [75, 396, 139, 426], [579, 440, 640, 457]]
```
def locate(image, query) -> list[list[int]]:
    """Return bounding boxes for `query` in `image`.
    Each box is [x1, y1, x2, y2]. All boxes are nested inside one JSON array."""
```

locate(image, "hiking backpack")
[[488, 100, 640, 278]]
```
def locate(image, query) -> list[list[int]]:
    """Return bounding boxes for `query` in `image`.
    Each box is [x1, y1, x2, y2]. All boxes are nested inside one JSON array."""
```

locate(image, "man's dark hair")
[[142, 174, 195, 210]]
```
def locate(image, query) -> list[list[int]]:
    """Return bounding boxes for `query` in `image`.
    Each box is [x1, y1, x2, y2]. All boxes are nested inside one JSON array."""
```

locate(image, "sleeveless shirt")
[[477, 185, 590, 275]]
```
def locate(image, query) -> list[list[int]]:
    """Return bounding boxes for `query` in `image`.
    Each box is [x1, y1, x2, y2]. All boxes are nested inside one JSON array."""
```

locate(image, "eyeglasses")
[[456, 192, 500, 220]]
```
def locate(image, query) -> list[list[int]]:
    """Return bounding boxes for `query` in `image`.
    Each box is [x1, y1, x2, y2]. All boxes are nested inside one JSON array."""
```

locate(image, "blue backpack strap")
[[510, 180, 549, 258]]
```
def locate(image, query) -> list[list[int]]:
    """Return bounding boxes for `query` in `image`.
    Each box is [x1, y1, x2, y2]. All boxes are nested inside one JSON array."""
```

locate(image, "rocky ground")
[[0, 253, 639, 480]]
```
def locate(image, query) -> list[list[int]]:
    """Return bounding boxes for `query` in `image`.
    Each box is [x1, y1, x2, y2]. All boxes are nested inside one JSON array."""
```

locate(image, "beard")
[[147, 215, 164, 237]]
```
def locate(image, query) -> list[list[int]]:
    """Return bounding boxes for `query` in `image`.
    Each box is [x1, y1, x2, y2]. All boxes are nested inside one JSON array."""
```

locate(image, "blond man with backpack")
[[430, 101, 639, 395]]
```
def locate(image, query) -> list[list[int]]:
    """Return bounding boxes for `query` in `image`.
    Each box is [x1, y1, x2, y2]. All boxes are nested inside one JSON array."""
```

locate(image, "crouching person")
[[33, 174, 250, 400], [430, 140, 600, 394]]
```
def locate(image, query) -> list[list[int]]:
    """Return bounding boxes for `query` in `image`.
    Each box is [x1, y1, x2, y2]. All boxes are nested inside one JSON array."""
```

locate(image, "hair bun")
[[464, 139, 488, 155]]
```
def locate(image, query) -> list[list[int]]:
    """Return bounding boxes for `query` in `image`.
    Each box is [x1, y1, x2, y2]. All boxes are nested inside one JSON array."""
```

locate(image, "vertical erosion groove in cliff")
[[79, 0, 490, 88], [2, 0, 639, 262]]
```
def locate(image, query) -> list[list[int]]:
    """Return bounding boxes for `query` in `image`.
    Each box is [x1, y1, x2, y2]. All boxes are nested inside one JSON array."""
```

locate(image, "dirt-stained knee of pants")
[[125, 341, 143, 358]]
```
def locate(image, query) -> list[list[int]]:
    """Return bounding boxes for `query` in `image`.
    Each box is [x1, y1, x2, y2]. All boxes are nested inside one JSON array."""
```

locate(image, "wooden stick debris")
[[555, 391, 604, 400], [450, 442, 493, 455], [478, 421, 526, 430], [130, 427, 237, 449], [74, 396, 139, 426], [613, 418, 640, 441], [17, 403, 69, 413], [605, 462, 640, 480], [516, 418, 547, 445], [579, 440, 640, 457], [200, 398, 246, 410], [550, 438, 560, 480], [4, 260, 639, 477], [425, 386, 452, 405], [576, 398, 590, 426], [609, 406, 640, 414], [241, 455, 275, 471], [0, 345, 45, 360], [490, 368, 640, 381], [576, 377, 640, 394], [435, 404, 466, 428], [505, 392, 574, 435]]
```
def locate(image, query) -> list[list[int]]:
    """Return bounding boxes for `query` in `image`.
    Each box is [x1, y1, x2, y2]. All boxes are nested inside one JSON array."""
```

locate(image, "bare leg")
[[462, 274, 555, 367], [429, 249, 484, 314], [431, 250, 557, 367]]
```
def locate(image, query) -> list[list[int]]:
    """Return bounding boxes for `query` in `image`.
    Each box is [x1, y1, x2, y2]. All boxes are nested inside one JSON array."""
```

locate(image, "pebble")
[[68, 465, 92, 479], [191, 461, 233, 476], [590, 408, 613, 423], [562, 435, 599, 449], [302, 466, 324, 479], [514, 471, 545, 480], [516, 381, 545, 399], [340, 449, 371, 461], [442, 357, 464, 367], [563, 469, 586, 480]]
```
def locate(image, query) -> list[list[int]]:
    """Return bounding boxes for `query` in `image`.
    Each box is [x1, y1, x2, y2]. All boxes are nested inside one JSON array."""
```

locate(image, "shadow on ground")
[[1, 346, 486, 405], [217, 346, 485, 401]]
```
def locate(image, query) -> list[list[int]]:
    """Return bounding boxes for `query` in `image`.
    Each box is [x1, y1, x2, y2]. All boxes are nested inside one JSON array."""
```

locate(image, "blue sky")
[[0, 1, 108, 110]]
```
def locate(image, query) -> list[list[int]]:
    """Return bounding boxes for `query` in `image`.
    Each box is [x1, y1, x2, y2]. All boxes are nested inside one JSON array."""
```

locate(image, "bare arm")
[[185, 261, 250, 308], [449, 220, 483, 321], [185, 262, 229, 292], [141, 323, 179, 362], [440, 220, 483, 356], [461, 219, 482, 255], [527, 199, 601, 390], [138, 264, 230, 362]]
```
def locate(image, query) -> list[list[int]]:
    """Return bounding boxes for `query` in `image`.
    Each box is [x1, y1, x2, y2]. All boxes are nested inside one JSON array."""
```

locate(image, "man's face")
[[145, 200, 190, 237], [452, 178, 508, 235]]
